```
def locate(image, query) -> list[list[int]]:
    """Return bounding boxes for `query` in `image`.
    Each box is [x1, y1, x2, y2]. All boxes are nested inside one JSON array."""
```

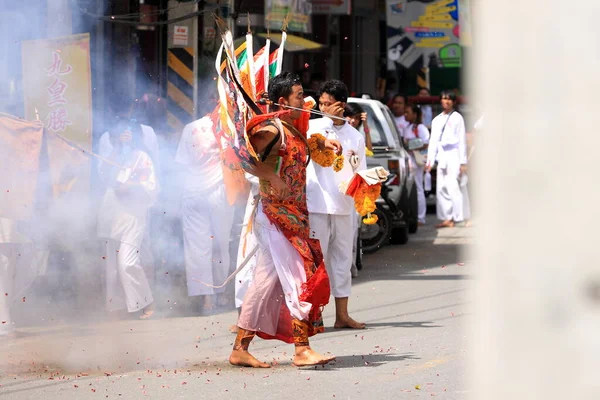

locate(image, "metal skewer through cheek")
[[257, 98, 347, 122]]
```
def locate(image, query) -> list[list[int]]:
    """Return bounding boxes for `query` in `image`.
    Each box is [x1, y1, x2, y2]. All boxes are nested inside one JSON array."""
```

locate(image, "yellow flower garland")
[[332, 155, 345, 172], [308, 133, 335, 167], [354, 182, 382, 225], [363, 214, 379, 224]]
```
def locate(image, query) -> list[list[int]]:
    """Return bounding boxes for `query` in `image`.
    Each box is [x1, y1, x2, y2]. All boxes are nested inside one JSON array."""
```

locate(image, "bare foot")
[[293, 348, 336, 367], [436, 220, 455, 228], [139, 304, 155, 320], [229, 325, 239, 334], [229, 349, 271, 368], [334, 316, 366, 329]]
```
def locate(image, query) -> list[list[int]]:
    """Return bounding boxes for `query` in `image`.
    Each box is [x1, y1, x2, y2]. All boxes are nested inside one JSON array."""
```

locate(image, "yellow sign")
[[21, 33, 93, 197]]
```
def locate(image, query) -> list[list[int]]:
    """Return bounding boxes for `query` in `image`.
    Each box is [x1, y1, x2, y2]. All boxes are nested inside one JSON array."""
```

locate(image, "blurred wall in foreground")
[[469, 1, 600, 399]]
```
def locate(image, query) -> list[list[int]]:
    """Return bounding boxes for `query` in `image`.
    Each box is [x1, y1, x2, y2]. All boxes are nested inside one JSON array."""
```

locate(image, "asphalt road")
[[0, 222, 473, 399]]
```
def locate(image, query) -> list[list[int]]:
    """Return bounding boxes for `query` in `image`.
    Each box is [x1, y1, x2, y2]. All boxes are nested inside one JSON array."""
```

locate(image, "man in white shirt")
[[307, 80, 367, 329], [175, 115, 234, 312], [425, 91, 467, 228], [390, 94, 410, 142]]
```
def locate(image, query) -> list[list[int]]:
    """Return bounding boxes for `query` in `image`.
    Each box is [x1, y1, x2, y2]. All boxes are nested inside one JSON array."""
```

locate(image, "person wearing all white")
[[0, 218, 48, 337], [175, 116, 234, 311], [403, 103, 430, 225], [100, 121, 159, 289], [307, 81, 367, 329], [390, 94, 410, 142], [97, 123, 158, 318], [100, 124, 160, 172], [425, 91, 468, 228], [0, 240, 16, 336]]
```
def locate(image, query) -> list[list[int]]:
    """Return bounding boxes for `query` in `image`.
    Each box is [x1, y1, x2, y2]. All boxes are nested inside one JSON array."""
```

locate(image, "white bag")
[[412, 149, 427, 167]]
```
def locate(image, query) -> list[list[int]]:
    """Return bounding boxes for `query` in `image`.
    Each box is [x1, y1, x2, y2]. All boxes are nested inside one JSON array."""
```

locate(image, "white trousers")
[[237, 204, 311, 336], [351, 213, 360, 277], [309, 213, 353, 298], [0, 244, 47, 335], [234, 192, 259, 308], [414, 164, 427, 223], [181, 186, 234, 297], [436, 162, 464, 222], [0, 245, 15, 336], [105, 240, 154, 312], [140, 224, 155, 289]]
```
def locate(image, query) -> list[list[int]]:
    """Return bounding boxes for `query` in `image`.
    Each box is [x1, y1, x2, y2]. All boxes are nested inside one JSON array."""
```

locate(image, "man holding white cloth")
[[307, 80, 367, 329], [426, 90, 468, 228]]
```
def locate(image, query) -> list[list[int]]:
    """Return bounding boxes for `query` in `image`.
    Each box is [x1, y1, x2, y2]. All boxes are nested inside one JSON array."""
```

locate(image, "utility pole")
[[229, 0, 236, 37]]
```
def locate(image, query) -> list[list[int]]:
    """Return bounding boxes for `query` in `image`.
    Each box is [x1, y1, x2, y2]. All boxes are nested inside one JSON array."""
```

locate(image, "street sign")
[[22, 33, 93, 198], [311, 0, 351, 15], [265, 0, 312, 33], [386, 0, 462, 69], [173, 25, 189, 46]]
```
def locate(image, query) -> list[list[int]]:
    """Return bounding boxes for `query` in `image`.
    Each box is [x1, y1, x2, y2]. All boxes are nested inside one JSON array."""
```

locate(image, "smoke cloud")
[[0, 2, 244, 374]]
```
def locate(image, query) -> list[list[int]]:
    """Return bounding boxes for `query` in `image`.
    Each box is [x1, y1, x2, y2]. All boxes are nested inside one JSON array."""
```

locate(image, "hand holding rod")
[[256, 98, 347, 122]]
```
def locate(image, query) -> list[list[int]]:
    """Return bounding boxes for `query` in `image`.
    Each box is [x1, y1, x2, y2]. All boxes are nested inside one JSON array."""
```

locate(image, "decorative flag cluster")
[[211, 18, 288, 204]]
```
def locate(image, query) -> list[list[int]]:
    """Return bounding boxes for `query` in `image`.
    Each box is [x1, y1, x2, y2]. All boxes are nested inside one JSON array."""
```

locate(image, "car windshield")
[[349, 102, 389, 148]]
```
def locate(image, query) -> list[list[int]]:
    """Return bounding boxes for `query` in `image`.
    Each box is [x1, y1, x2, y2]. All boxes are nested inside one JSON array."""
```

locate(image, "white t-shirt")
[[306, 118, 367, 215], [403, 123, 430, 165], [174, 116, 223, 197], [97, 149, 158, 247], [427, 111, 467, 168], [403, 123, 430, 142]]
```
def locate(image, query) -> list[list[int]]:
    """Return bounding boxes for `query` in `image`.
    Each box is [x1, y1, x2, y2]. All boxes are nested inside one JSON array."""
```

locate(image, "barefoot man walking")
[[229, 72, 342, 368]]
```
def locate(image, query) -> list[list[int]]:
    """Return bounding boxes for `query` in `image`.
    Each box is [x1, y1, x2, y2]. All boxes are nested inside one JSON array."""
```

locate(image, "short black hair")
[[344, 102, 364, 117], [268, 72, 301, 107], [108, 87, 135, 116], [318, 79, 349, 103], [440, 90, 457, 103], [405, 103, 423, 125], [391, 93, 408, 103]]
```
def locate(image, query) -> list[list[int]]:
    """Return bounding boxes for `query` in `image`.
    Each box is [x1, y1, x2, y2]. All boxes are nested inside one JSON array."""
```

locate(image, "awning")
[[257, 33, 324, 52]]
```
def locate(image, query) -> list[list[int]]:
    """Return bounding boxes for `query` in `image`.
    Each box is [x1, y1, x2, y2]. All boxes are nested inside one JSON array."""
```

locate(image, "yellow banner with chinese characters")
[[22, 33, 93, 198]]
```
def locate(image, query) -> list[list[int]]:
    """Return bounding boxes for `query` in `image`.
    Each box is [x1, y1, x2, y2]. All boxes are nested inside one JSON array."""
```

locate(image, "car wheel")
[[400, 182, 419, 234], [390, 225, 409, 245], [355, 228, 363, 270], [408, 182, 419, 234], [361, 207, 391, 254]]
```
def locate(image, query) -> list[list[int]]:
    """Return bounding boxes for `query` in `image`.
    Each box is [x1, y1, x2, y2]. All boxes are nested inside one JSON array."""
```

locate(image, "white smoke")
[[0, 2, 244, 373]]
